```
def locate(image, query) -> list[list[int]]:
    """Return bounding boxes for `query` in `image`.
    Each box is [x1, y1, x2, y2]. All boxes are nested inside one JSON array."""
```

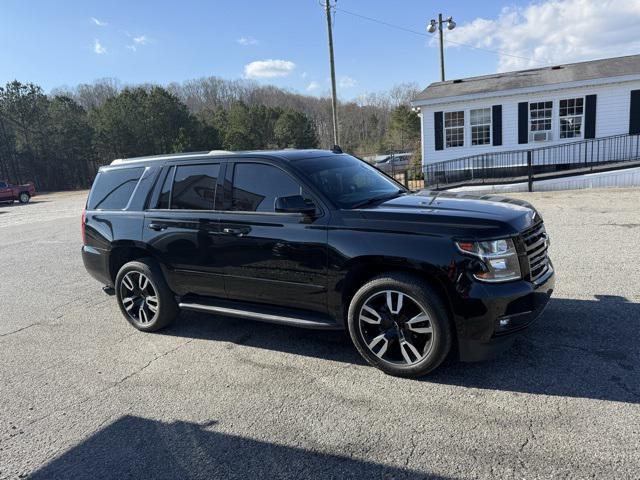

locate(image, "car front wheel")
[[115, 258, 178, 332], [347, 273, 452, 377], [18, 193, 30, 204]]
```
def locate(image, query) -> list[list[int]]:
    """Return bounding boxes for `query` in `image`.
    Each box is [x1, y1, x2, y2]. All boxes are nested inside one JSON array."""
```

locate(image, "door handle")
[[222, 227, 250, 236], [148, 223, 168, 231]]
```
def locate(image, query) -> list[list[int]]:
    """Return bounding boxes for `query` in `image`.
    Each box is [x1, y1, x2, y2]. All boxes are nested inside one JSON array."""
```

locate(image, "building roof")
[[413, 54, 640, 103]]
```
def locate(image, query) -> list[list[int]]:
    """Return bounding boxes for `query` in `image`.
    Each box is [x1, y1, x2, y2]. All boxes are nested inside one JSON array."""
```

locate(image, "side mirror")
[[275, 195, 316, 215]]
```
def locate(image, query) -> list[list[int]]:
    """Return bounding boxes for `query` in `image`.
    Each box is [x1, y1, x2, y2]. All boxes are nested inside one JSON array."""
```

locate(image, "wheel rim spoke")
[[406, 313, 432, 334], [122, 274, 135, 291], [139, 274, 149, 291], [368, 334, 389, 358], [386, 291, 403, 314], [400, 339, 423, 364], [139, 306, 148, 323], [360, 305, 382, 324], [122, 297, 136, 311], [146, 296, 158, 313]]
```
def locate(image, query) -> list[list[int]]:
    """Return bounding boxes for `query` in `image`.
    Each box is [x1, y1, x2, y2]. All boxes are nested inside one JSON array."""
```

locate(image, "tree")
[[0, 76, 423, 190], [388, 105, 420, 151], [0, 81, 50, 185], [274, 110, 318, 149], [47, 96, 93, 189], [222, 102, 256, 150], [90, 86, 220, 160]]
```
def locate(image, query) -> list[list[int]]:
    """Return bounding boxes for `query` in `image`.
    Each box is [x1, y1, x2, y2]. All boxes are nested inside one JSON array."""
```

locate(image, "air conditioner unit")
[[530, 131, 552, 142]]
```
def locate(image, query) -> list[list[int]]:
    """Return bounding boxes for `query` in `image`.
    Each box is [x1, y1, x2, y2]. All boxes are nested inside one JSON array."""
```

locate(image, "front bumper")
[[456, 266, 555, 362]]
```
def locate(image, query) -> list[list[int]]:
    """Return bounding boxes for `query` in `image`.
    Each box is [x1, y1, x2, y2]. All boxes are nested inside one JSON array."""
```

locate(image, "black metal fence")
[[378, 133, 640, 191]]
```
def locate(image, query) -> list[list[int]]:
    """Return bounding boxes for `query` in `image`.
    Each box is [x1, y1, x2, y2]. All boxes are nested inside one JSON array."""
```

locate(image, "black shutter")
[[584, 94, 597, 139], [492, 105, 502, 146], [518, 102, 528, 144], [630, 90, 640, 135], [434, 111, 444, 150]]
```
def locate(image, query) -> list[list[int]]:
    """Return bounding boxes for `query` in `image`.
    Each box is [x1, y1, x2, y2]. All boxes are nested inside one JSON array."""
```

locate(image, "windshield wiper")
[[349, 190, 405, 209]]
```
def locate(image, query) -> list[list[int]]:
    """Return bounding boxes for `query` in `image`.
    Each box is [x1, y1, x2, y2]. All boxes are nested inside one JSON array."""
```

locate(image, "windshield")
[[292, 154, 406, 209]]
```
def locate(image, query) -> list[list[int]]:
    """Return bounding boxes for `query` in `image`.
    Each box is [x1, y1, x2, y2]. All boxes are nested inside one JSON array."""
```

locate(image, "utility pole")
[[437, 13, 445, 82], [324, 0, 339, 146], [427, 14, 456, 82]]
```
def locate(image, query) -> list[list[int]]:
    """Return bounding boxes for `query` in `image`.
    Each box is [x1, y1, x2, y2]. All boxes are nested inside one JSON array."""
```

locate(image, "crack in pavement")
[[113, 338, 196, 386], [0, 323, 39, 338], [17, 338, 196, 431]]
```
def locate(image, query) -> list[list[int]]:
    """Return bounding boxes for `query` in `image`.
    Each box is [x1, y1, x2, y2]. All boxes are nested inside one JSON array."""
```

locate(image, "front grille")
[[521, 221, 550, 282]]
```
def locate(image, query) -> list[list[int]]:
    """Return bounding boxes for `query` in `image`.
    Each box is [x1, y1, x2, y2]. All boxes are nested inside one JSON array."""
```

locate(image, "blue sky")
[[1, 0, 639, 99]]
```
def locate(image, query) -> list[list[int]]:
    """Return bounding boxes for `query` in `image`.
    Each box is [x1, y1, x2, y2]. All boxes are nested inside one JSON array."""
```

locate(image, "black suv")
[[82, 149, 554, 377]]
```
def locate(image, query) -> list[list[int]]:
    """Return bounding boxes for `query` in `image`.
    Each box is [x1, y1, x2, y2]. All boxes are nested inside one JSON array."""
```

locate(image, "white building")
[[411, 54, 640, 166]]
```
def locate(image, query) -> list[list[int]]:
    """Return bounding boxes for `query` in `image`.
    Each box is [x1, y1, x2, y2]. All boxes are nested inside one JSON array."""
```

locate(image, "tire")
[[347, 272, 452, 378], [115, 258, 178, 332], [18, 192, 30, 204]]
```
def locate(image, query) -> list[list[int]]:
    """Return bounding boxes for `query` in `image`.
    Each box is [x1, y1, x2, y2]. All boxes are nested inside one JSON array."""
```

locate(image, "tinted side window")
[[155, 167, 174, 209], [171, 164, 219, 210], [231, 163, 302, 212], [87, 167, 144, 210]]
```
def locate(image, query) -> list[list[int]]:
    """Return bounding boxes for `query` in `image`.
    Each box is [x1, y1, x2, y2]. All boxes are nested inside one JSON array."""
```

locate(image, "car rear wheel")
[[347, 273, 452, 377], [18, 193, 30, 204], [115, 258, 178, 332]]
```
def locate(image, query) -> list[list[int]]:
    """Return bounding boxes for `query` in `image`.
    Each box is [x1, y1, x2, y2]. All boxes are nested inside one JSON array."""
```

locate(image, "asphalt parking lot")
[[1, 188, 639, 479]]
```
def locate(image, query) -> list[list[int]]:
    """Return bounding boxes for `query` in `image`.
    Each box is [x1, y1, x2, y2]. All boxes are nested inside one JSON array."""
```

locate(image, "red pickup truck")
[[0, 180, 36, 204]]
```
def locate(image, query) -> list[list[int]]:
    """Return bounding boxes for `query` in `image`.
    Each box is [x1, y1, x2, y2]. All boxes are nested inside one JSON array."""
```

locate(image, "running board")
[[178, 297, 340, 330]]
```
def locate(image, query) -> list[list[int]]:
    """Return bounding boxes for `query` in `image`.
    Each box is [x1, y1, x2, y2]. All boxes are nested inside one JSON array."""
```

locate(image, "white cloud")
[[126, 35, 151, 52], [133, 35, 149, 45], [237, 36, 259, 46], [301, 71, 308, 79], [445, 0, 640, 72], [93, 39, 107, 55], [306, 81, 320, 92], [244, 59, 296, 78], [90, 17, 108, 27], [339, 76, 356, 88]]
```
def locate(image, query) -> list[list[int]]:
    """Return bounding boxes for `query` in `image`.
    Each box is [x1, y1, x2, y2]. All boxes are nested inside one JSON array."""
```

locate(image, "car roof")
[[106, 149, 340, 168]]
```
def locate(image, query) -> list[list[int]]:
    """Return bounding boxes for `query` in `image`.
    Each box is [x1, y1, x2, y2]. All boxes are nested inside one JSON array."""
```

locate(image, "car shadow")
[[161, 296, 639, 404], [29, 415, 447, 479]]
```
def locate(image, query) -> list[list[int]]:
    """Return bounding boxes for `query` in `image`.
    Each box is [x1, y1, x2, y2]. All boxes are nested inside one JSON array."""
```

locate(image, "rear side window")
[[155, 167, 174, 209], [87, 167, 144, 210], [231, 163, 302, 212], [171, 164, 220, 210]]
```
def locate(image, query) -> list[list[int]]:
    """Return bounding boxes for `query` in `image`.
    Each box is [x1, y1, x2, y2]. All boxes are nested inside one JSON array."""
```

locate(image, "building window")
[[444, 111, 464, 148], [559, 97, 584, 139], [529, 101, 553, 141], [470, 108, 491, 145]]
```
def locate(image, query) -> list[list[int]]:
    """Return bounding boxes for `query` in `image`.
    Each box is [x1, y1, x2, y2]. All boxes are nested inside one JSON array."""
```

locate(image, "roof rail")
[[110, 150, 235, 165], [208, 150, 234, 155]]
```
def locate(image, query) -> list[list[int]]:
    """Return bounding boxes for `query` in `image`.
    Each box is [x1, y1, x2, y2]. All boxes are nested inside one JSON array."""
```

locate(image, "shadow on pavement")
[[428, 295, 639, 404], [163, 296, 640, 404], [30, 415, 445, 479]]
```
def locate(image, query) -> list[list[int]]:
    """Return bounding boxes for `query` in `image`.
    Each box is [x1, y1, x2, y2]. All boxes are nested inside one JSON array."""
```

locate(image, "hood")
[[352, 190, 539, 238]]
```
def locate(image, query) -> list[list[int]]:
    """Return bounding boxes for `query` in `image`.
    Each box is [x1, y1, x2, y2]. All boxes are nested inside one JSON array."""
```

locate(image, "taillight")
[[81, 208, 86, 244]]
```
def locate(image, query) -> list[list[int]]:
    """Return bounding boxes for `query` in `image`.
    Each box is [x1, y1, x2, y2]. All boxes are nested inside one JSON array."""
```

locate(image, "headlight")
[[456, 238, 521, 282]]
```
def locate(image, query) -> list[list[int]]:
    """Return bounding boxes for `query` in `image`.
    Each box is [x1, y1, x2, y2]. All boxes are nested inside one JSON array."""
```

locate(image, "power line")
[[334, 7, 548, 66]]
